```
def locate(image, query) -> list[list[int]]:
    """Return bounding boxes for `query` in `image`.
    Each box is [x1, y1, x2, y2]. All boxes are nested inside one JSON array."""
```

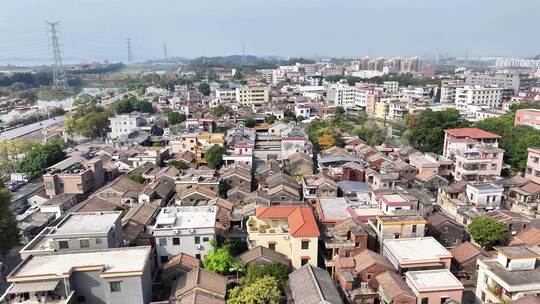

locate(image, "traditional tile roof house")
[[376, 271, 416, 304], [510, 226, 540, 246], [237, 245, 291, 267], [289, 264, 343, 304], [170, 267, 227, 304], [286, 151, 314, 176], [449, 241, 484, 285], [161, 253, 201, 286]]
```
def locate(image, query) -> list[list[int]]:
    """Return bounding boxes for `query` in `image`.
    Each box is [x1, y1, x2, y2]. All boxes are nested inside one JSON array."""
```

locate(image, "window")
[[394, 234, 400, 239], [195, 236, 201, 244], [481, 292, 486, 302], [160, 256, 169, 263], [421, 298, 429, 304], [203, 237, 209, 242], [195, 254, 201, 260], [109, 281, 122, 293], [172, 238, 180, 245], [59, 240, 69, 249], [412, 224, 417, 233], [95, 238, 102, 244], [268, 243, 276, 250], [80, 239, 90, 248], [301, 241, 309, 250], [159, 238, 167, 246], [366, 273, 373, 280], [301, 258, 309, 266]]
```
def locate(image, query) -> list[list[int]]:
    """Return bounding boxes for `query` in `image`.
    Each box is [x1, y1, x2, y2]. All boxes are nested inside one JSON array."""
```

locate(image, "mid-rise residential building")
[[455, 86, 505, 112], [515, 109, 540, 129], [443, 127, 501, 159], [43, 155, 105, 198], [247, 206, 319, 269], [19, 211, 123, 259], [152, 206, 218, 267], [0, 246, 153, 304], [465, 182, 504, 210], [453, 144, 504, 181], [476, 246, 540, 303], [327, 83, 357, 108], [525, 147, 540, 184], [235, 85, 270, 105], [109, 114, 146, 138], [465, 72, 521, 93]]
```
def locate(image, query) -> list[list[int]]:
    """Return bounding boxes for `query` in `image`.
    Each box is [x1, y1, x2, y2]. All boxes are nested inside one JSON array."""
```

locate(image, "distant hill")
[[534, 54, 540, 60]]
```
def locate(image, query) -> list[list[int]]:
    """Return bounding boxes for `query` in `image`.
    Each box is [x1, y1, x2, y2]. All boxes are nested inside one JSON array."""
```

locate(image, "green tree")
[[71, 110, 110, 139], [403, 108, 470, 154], [169, 160, 188, 170], [213, 105, 231, 117], [242, 263, 289, 288], [205, 145, 224, 169], [244, 118, 256, 128], [166, 111, 186, 125], [17, 139, 66, 179], [434, 84, 441, 103], [265, 114, 278, 124], [227, 275, 281, 304], [0, 188, 20, 256], [354, 121, 386, 146], [335, 106, 345, 116], [233, 69, 243, 80], [127, 173, 146, 184], [132, 100, 154, 113], [198, 83, 211, 96], [203, 240, 236, 274], [468, 216, 508, 248]]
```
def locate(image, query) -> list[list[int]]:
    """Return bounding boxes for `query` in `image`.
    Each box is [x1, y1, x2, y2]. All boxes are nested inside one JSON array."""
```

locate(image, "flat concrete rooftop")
[[406, 269, 463, 291], [154, 206, 217, 229], [52, 211, 122, 236], [9, 246, 150, 279], [383, 237, 451, 263]]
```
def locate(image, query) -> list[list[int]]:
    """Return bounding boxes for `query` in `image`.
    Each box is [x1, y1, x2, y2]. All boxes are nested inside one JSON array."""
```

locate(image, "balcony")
[[0, 288, 75, 304], [247, 218, 289, 235]]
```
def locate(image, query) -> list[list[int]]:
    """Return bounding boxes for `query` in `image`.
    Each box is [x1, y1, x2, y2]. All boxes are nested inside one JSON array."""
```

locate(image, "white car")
[[24, 205, 40, 215]]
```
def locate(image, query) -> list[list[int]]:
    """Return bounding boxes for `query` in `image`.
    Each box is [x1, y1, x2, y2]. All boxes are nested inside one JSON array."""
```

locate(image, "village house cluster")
[[2, 58, 540, 304]]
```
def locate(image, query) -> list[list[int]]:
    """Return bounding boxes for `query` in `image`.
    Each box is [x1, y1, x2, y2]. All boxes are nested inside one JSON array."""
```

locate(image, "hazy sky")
[[1, 0, 539, 65]]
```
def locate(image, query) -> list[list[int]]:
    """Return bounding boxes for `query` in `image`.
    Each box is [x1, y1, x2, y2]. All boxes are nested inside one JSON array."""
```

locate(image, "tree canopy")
[[169, 160, 189, 170], [402, 109, 470, 154], [213, 105, 232, 117], [17, 139, 66, 179], [0, 188, 20, 256], [203, 240, 238, 274], [468, 215, 508, 247], [227, 275, 281, 304], [241, 263, 289, 288], [198, 83, 211, 96], [166, 111, 186, 125], [127, 173, 146, 184], [205, 145, 224, 169]]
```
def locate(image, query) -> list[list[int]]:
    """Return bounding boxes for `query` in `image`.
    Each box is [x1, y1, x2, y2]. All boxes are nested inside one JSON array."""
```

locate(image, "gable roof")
[[237, 246, 290, 267], [510, 226, 540, 246], [444, 128, 500, 139], [353, 250, 393, 273], [172, 267, 227, 300], [449, 242, 482, 264], [376, 271, 415, 299], [289, 264, 343, 304], [256, 206, 319, 237]]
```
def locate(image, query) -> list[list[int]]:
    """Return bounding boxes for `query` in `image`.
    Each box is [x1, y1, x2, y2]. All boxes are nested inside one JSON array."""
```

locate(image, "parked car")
[[24, 205, 40, 215], [14, 204, 29, 215]]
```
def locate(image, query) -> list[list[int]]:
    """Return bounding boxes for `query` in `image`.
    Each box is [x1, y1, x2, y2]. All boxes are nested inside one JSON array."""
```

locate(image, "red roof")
[[255, 206, 320, 237], [444, 128, 500, 139]]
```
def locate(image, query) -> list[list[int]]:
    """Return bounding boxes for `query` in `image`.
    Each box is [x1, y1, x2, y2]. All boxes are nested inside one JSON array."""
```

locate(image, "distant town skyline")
[[1, 0, 539, 65]]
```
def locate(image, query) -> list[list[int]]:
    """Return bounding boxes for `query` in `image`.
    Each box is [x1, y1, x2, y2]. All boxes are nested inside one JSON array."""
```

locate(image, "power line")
[[126, 38, 133, 64], [45, 21, 68, 89]]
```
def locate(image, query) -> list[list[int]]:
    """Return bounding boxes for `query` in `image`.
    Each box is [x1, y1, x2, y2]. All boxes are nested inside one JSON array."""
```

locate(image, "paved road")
[[99, 90, 137, 106], [0, 115, 66, 142]]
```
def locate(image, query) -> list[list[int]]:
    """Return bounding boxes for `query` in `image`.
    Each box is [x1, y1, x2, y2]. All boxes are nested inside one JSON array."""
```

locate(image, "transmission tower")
[[127, 38, 133, 64], [163, 42, 168, 60], [46, 21, 68, 89], [241, 41, 245, 66]]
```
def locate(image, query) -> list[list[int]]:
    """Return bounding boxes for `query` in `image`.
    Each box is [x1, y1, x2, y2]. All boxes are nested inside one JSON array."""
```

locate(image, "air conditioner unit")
[[283, 235, 289, 240], [196, 244, 202, 250], [189, 229, 195, 233], [360, 282, 368, 288]]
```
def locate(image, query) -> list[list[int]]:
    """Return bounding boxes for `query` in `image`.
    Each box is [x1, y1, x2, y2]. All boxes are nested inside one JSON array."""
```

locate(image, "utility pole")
[[45, 21, 68, 89], [241, 41, 245, 66], [127, 38, 133, 64], [163, 42, 168, 60]]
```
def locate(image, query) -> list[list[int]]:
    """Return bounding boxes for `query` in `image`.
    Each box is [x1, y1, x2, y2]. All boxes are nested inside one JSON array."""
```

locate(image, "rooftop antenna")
[[45, 21, 68, 89], [241, 41, 245, 66]]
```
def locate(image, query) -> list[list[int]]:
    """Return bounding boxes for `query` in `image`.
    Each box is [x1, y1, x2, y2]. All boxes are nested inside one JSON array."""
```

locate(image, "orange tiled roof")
[[255, 206, 320, 237], [444, 128, 500, 139]]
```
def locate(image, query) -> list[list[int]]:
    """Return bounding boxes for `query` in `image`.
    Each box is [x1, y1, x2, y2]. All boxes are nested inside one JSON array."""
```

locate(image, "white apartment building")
[[476, 246, 540, 303], [327, 83, 357, 108], [215, 88, 237, 101], [152, 206, 218, 268], [236, 86, 270, 105], [465, 182, 503, 210], [440, 86, 457, 102], [465, 72, 520, 93], [455, 86, 504, 112], [109, 114, 146, 138], [383, 81, 399, 93]]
